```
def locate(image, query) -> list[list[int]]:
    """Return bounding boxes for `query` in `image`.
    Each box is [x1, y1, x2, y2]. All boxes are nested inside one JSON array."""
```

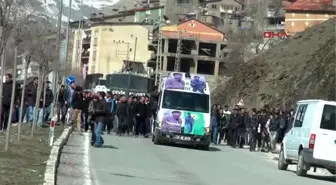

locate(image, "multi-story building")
[[70, 21, 153, 78], [69, 5, 165, 78], [282, 0, 336, 34], [148, 18, 228, 77], [162, 0, 221, 24]]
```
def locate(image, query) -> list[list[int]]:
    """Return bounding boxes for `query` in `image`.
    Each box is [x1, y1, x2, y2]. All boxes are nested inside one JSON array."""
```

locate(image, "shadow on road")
[[110, 172, 198, 184], [288, 170, 336, 182], [161, 143, 221, 152], [102, 145, 119, 149]]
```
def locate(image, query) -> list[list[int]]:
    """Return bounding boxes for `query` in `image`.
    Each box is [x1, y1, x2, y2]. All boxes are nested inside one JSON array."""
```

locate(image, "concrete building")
[[162, 0, 221, 24], [70, 22, 153, 78], [148, 19, 228, 76], [282, 0, 336, 34]]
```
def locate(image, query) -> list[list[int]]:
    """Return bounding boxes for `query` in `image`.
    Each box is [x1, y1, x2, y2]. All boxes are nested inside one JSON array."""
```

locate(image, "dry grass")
[[0, 124, 64, 185]]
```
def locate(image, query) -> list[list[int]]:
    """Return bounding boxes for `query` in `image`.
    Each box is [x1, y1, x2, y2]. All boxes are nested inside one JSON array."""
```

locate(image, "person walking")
[[1, 74, 14, 130], [134, 96, 147, 137], [89, 92, 109, 147]]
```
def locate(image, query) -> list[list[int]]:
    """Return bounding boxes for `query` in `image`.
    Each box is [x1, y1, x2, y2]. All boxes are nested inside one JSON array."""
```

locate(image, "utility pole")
[[174, 30, 182, 72], [50, 0, 63, 119], [63, 0, 72, 80], [75, 0, 84, 71], [154, 29, 162, 86]]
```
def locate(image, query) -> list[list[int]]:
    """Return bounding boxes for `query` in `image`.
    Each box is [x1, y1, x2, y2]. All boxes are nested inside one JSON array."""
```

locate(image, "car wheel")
[[296, 150, 308, 176], [278, 148, 288, 170], [201, 144, 209, 151], [328, 169, 336, 175]]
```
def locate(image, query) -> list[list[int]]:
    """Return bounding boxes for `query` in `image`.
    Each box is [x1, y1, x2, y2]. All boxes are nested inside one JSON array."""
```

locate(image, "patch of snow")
[[37, 0, 120, 20]]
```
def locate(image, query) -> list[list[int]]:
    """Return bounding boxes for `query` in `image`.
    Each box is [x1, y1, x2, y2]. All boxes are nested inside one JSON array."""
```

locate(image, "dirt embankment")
[[213, 18, 336, 109]]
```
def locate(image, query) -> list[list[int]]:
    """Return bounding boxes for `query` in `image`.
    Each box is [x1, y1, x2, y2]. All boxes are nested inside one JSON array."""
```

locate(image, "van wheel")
[[278, 148, 288, 170], [200, 144, 209, 151], [296, 150, 308, 176], [153, 129, 160, 145]]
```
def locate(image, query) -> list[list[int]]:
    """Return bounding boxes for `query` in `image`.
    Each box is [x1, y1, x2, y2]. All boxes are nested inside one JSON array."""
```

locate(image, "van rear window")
[[320, 105, 336, 131]]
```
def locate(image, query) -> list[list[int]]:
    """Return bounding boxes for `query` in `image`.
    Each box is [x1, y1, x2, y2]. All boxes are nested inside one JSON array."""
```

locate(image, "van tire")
[[153, 129, 160, 145], [278, 148, 288, 170], [296, 150, 308, 176]]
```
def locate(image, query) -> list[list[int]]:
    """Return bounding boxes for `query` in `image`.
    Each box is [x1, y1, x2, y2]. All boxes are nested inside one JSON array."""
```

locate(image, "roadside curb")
[[43, 126, 74, 185]]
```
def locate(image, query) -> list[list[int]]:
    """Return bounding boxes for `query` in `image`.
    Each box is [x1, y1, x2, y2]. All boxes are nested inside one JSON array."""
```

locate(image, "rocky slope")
[[212, 18, 336, 109], [31, 0, 120, 22]]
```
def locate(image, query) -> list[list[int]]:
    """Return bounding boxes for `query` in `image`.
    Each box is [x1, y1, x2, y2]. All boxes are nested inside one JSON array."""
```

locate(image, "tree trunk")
[[0, 50, 6, 127], [31, 70, 45, 137], [42, 77, 47, 122], [5, 46, 18, 151], [18, 56, 29, 141]]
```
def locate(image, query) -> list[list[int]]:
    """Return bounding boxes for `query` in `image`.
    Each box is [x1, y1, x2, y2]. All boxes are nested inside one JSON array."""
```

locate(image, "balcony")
[[264, 24, 285, 31], [81, 51, 90, 58], [82, 36, 91, 45]]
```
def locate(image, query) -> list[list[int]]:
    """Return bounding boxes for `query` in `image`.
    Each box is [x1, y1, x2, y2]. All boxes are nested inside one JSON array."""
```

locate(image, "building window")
[[92, 50, 97, 61], [211, 4, 217, 9], [93, 37, 98, 46]]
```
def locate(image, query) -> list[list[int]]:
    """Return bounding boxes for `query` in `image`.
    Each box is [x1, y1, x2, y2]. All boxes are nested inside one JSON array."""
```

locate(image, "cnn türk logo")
[[264, 31, 288, 39]]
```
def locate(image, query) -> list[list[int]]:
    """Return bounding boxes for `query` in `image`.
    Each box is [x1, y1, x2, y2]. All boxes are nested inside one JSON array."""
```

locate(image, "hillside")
[[29, 0, 120, 22], [212, 18, 336, 109]]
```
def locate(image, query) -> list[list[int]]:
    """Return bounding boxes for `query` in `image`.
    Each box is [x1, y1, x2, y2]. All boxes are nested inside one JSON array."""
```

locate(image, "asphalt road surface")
[[57, 133, 336, 185]]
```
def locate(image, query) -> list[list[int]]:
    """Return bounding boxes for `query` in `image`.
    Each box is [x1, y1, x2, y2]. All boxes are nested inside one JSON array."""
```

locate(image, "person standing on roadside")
[[66, 82, 76, 124], [116, 95, 128, 136], [126, 96, 136, 135], [71, 86, 84, 131], [57, 85, 67, 124], [134, 96, 147, 137], [228, 107, 241, 148], [25, 77, 38, 125], [1, 74, 14, 130], [144, 95, 152, 137]]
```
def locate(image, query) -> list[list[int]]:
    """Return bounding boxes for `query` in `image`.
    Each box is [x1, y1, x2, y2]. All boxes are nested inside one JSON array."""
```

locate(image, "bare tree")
[[30, 35, 58, 137]]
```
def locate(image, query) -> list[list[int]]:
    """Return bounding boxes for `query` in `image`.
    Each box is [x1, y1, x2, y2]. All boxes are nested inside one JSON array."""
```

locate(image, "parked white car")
[[278, 99, 336, 176], [93, 85, 110, 93]]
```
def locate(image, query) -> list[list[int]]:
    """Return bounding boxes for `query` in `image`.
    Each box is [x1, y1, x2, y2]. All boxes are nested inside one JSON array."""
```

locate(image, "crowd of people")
[[57, 82, 157, 147], [211, 102, 294, 152], [0, 74, 54, 130], [1, 73, 295, 151]]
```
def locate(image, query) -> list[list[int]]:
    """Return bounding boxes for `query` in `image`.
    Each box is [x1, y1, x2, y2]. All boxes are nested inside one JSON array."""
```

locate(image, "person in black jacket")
[[134, 96, 147, 137], [43, 83, 54, 122], [116, 95, 128, 136], [126, 96, 136, 135], [71, 86, 84, 131], [227, 107, 241, 148], [1, 74, 14, 130], [144, 95, 152, 137], [57, 85, 67, 124], [81, 92, 91, 132], [89, 92, 108, 147], [248, 108, 259, 151], [25, 77, 38, 124]]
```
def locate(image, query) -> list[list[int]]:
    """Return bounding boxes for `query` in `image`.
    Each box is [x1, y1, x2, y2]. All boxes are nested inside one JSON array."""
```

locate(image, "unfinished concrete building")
[[148, 19, 228, 76]]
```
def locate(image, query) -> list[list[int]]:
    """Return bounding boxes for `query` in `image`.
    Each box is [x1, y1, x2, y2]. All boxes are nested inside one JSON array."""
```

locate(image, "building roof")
[[162, 18, 225, 34], [119, 5, 164, 13], [282, 0, 336, 12]]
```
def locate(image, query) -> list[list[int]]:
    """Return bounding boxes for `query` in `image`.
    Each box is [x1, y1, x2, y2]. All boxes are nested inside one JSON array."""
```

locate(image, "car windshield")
[[161, 90, 209, 113], [320, 104, 336, 131]]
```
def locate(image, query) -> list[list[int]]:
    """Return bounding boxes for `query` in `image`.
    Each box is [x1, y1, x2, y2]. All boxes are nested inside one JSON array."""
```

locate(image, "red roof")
[[282, 0, 336, 12]]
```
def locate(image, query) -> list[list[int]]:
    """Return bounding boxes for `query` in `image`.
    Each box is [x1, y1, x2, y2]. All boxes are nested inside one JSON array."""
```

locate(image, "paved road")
[[57, 133, 336, 185]]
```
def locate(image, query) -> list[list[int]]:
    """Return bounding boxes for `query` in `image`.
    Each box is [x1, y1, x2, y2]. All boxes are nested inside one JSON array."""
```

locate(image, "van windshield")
[[161, 90, 209, 113], [320, 104, 336, 131]]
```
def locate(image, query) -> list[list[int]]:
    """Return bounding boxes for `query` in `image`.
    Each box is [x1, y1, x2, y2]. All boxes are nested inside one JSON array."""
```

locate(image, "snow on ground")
[[37, 0, 120, 21]]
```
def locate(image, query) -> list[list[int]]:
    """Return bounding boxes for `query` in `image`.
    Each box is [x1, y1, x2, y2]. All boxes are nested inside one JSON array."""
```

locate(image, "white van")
[[278, 99, 336, 176]]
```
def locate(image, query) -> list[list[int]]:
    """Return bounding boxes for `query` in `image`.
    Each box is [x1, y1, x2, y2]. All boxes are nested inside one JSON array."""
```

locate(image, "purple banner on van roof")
[[164, 72, 207, 94]]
